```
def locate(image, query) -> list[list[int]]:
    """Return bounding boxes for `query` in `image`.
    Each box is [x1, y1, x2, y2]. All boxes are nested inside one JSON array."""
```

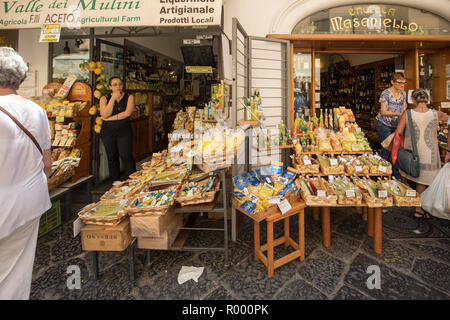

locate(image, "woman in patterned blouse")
[[375, 72, 407, 179]]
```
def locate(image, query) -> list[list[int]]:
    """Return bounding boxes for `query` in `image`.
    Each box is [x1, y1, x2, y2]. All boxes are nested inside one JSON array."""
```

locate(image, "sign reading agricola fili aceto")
[[0, 0, 222, 29]]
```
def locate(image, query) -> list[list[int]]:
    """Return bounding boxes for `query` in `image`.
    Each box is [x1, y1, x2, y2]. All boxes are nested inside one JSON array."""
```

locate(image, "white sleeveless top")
[[0, 95, 51, 239]]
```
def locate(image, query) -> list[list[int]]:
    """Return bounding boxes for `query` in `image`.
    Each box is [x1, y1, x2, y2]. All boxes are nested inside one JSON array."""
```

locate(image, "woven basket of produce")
[[328, 176, 363, 205], [379, 179, 421, 207], [369, 164, 392, 175], [352, 177, 393, 207], [176, 174, 220, 206], [317, 155, 345, 175], [298, 177, 337, 206], [292, 155, 320, 174], [78, 201, 128, 226], [48, 166, 75, 191], [100, 180, 140, 201], [124, 187, 177, 216], [344, 164, 370, 175]]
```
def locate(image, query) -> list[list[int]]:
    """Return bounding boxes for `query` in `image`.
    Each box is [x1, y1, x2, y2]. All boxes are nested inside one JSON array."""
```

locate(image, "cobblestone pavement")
[[31, 200, 450, 300]]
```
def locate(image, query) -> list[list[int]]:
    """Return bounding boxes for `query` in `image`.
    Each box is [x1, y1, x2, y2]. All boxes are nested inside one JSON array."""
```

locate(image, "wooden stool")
[[253, 200, 306, 278]]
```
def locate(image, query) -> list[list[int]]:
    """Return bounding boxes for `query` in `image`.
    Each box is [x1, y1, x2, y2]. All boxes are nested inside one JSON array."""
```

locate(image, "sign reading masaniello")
[[0, 0, 222, 29]]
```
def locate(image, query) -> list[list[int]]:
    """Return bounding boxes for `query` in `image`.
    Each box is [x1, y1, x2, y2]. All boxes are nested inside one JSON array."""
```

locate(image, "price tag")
[[268, 196, 281, 204], [406, 189, 417, 197], [278, 199, 292, 214], [346, 189, 356, 198], [355, 166, 362, 172], [378, 165, 387, 173], [317, 190, 327, 197], [330, 158, 338, 166], [378, 190, 388, 198], [73, 217, 85, 238], [56, 116, 65, 123], [304, 159, 312, 165]]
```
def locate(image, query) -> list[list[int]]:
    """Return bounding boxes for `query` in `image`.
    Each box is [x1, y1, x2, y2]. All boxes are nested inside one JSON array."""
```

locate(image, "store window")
[[292, 4, 450, 35], [51, 39, 90, 83], [294, 53, 319, 117]]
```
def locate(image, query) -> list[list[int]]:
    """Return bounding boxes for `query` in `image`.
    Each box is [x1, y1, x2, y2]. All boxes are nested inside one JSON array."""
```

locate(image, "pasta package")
[[270, 161, 283, 181], [282, 167, 298, 181]]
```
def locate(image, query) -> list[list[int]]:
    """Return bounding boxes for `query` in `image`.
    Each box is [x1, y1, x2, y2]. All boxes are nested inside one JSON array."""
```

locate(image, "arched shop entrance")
[[265, 3, 450, 154]]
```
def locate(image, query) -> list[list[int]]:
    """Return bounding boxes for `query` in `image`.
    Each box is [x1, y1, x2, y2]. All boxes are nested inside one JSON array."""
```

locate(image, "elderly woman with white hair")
[[0, 47, 52, 299]]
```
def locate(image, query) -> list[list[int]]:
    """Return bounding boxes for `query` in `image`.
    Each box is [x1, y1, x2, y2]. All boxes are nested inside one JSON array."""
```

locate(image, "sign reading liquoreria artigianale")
[[0, 0, 222, 29]]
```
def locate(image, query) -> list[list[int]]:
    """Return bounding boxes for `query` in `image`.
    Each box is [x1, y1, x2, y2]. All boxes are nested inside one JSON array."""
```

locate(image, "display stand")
[[234, 196, 306, 278], [152, 168, 230, 264]]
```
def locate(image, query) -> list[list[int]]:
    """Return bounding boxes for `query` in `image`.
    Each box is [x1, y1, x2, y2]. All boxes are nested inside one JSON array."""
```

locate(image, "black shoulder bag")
[[397, 109, 420, 178]]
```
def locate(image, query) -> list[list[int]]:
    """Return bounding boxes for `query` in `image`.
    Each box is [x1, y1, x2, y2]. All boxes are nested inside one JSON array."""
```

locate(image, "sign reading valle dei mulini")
[[0, 0, 222, 28]]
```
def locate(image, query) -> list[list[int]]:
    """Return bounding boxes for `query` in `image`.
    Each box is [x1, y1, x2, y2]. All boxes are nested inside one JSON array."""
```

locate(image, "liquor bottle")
[[279, 120, 286, 146], [325, 109, 329, 128], [295, 138, 302, 156], [329, 108, 334, 130], [246, 100, 252, 121], [295, 112, 301, 135], [319, 109, 324, 128]]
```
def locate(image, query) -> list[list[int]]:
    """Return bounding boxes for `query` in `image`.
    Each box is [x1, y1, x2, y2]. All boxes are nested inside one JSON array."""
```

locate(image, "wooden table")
[[234, 198, 306, 278], [310, 204, 383, 254]]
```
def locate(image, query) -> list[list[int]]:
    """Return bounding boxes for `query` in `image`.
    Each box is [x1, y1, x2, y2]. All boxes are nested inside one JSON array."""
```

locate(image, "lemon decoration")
[[89, 106, 97, 115], [96, 84, 104, 90], [95, 117, 103, 125], [94, 90, 102, 99], [94, 124, 102, 134]]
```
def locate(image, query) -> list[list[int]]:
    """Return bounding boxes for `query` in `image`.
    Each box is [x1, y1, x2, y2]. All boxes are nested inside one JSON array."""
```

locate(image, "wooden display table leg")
[[321, 207, 331, 248], [284, 216, 290, 247], [299, 209, 305, 261], [374, 207, 383, 254], [313, 207, 319, 221], [267, 220, 274, 278], [253, 220, 260, 261], [362, 207, 368, 221], [367, 207, 374, 237]]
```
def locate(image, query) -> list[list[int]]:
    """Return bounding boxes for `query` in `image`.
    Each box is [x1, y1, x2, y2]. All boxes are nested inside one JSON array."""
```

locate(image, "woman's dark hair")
[[109, 76, 122, 86], [391, 72, 405, 82], [411, 88, 429, 104]]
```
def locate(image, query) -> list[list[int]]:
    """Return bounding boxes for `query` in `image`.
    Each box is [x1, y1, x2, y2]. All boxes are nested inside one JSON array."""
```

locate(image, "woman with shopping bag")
[[391, 89, 449, 219]]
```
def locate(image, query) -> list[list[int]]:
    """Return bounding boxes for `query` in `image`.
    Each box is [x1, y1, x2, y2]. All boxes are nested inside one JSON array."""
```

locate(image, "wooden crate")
[[130, 208, 180, 237], [137, 212, 183, 250], [81, 218, 133, 251]]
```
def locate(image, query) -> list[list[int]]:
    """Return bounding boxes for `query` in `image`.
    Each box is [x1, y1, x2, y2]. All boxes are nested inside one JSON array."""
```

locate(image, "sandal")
[[414, 210, 431, 219]]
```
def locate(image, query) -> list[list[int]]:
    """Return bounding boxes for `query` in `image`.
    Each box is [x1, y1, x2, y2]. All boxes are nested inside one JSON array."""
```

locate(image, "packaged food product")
[[282, 167, 298, 181], [318, 139, 333, 152], [270, 161, 283, 181]]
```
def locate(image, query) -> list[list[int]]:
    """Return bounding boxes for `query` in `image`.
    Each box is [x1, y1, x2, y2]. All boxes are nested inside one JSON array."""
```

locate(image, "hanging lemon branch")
[[80, 61, 110, 134]]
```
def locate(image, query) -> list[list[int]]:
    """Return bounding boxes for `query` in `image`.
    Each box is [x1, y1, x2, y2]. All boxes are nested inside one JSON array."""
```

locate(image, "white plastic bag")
[[421, 163, 450, 220]]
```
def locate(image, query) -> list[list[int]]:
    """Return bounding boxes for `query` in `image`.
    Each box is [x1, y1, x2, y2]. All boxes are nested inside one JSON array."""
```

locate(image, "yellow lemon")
[[94, 124, 102, 134], [89, 61, 96, 69], [94, 68, 102, 75], [95, 117, 103, 125], [96, 61, 103, 68], [89, 106, 97, 116], [94, 90, 102, 99], [96, 84, 104, 90]]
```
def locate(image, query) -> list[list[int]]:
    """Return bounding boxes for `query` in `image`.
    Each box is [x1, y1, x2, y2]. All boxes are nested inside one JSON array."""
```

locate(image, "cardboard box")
[[81, 218, 133, 251], [137, 212, 183, 250], [130, 208, 179, 237]]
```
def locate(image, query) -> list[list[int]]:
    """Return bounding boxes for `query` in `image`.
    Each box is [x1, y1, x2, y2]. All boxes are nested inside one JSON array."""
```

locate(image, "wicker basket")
[[363, 193, 393, 207], [176, 180, 220, 206], [293, 158, 320, 174], [78, 201, 128, 226], [124, 187, 177, 217], [345, 164, 370, 175], [48, 167, 75, 191], [369, 164, 392, 175], [299, 178, 337, 206], [337, 194, 363, 205], [388, 181, 422, 207], [320, 163, 345, 175], [100, 180, 140, 201]]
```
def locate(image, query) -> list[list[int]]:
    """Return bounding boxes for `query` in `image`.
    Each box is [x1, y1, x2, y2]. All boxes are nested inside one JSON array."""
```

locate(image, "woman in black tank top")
[[99, 77, 136, 181]]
